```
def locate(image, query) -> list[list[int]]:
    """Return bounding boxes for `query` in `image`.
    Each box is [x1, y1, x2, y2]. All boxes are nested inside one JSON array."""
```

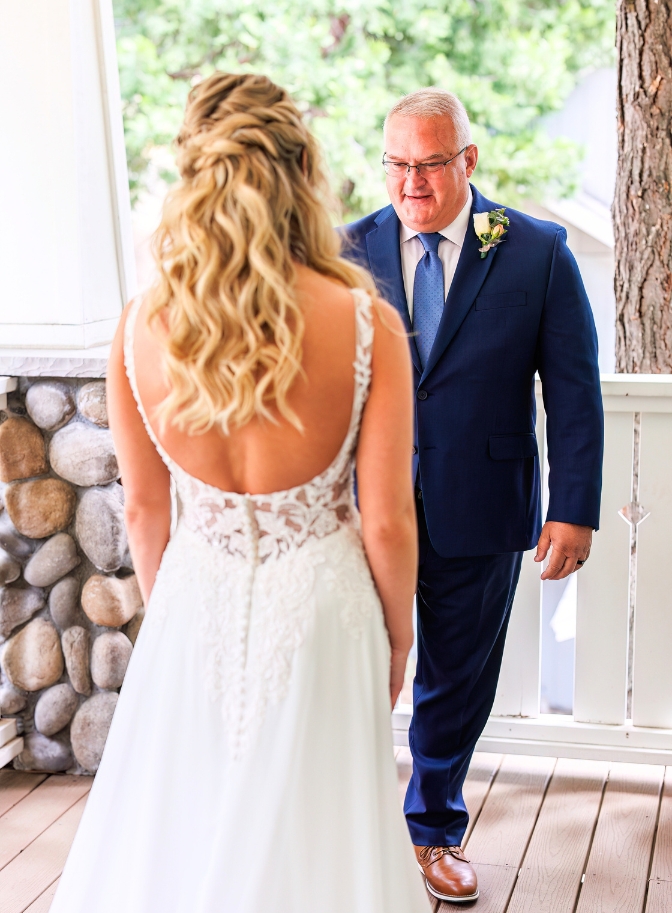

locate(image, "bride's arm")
[[107, 305, 171, 606], [356, 300, 417, 709]]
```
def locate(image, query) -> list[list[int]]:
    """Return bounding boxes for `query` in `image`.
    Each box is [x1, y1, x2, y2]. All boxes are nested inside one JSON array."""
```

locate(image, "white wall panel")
[[0, 0, 135, 346]]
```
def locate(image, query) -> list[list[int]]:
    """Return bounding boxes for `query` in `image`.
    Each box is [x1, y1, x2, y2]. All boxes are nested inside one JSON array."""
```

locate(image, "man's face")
[[384, 114, 478, 233]]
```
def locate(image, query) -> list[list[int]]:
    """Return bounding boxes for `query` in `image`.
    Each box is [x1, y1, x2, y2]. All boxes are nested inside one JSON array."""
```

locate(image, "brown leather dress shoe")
[[414, 845, 479, 904]]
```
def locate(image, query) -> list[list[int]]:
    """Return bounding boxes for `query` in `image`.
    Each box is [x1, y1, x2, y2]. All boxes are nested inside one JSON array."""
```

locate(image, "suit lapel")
[[365, 207, 422, 373], [421, 186, 501, 382]]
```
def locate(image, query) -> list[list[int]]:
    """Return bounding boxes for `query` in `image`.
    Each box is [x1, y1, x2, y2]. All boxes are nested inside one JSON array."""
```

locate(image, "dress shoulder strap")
[[122, 298, 174, 470], [350, 287, 374, 427]]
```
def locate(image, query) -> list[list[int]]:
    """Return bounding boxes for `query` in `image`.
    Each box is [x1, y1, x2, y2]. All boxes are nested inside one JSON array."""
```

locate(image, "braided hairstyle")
[[147, 72, 375, 435]]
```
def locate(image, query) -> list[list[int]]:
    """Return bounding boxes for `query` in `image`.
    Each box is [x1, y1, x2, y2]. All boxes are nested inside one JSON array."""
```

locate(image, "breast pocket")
[[475, 291, 527, 311]]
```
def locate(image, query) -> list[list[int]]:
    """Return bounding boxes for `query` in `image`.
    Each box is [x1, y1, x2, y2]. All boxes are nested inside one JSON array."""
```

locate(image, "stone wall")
[[0, 378, 143, 774]]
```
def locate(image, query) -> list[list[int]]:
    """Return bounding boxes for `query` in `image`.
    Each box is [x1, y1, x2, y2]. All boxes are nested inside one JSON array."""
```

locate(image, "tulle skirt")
[[50, 524, 429, 913]]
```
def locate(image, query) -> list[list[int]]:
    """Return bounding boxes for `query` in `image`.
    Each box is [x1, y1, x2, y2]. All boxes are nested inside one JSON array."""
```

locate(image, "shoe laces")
[[418, 845, 470, 867]]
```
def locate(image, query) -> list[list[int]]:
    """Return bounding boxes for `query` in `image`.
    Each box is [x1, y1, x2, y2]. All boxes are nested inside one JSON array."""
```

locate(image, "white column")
[[0, 0, 136, 349]]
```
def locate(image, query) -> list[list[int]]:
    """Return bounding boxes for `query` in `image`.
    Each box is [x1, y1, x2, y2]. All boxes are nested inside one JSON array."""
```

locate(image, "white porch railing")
[[393, 374, 672, 764]]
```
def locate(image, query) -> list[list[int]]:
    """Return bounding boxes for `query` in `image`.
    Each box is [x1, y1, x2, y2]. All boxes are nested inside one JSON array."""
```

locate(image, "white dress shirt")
[[400, 188, 473, 321]]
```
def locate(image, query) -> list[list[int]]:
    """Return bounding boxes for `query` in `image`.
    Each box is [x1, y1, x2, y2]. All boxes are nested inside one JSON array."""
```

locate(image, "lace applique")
[[323, 527, 380, 639], [123, 289, 376, 757]]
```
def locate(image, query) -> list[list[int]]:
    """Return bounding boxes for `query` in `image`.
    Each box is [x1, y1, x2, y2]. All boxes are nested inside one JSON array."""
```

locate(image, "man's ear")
[[465, 144, 478, 179]]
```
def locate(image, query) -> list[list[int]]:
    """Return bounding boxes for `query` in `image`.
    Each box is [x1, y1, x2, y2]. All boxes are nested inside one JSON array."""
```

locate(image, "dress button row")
[[417, 389, 428, 401]]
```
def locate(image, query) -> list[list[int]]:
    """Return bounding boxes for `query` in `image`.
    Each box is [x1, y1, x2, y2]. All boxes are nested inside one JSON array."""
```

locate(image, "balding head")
[[384, 88, 472, 148]]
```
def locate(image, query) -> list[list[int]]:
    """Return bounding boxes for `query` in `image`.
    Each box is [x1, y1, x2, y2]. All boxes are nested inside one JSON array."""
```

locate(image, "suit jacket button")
[[412, 445, 418, 454], [417, 389, 428, 401]]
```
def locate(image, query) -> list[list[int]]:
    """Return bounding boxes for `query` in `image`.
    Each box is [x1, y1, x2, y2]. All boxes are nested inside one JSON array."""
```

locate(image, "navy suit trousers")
[[404, 497, 523, 847]]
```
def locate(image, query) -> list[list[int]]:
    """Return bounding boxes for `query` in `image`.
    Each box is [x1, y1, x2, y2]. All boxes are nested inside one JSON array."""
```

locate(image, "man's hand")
[[534, 521, 592, 580]]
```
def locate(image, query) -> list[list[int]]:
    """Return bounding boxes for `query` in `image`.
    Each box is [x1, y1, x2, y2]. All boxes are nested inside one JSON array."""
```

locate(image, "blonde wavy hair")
[[146, 71, 376, 435]]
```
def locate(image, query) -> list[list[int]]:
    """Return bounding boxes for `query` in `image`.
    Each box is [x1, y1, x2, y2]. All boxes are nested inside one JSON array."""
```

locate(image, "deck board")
[[575, 762, 663, 913], [24, 879, 60, 913], [465, 755, 555, 866], [0, 775, 91, 872], [649, 766, 672, 882], [462, 754, 503, 843], [645, 879, 672, 913], [0, 771, 48, 819], [507, 758, 608, 913], [471, 864, 520, 912], [0, 794, 87, 913]]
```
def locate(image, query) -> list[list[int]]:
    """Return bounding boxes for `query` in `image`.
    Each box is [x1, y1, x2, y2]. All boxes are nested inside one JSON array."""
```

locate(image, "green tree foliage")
[[113, 0, 615, 219]]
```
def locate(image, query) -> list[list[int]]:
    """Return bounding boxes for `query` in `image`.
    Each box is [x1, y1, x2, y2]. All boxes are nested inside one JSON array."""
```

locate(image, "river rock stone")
[[0, 547, 21, 584], [70, 692, 118, 773], [62, 626, 92, 695], [0, 584, 45, 640], [25, 382, 76, 431], [91, 632, 133, 690], [0, 684, 26, 714], [49, 423, 118, 487], [1, 618, 63, 691], [49, 576, 84, 630], [123, 608, 145, 646], [0, 417, 48, 482], [34, 683, 79, 736], [4, 478, 76, 539], [0, 511, 36, 560], [76, 486, 127, 572], [14, 732, 73, 772], [23, 533, 80, 588], [82, 574, 142, 628], [78, 381, 108, 427]]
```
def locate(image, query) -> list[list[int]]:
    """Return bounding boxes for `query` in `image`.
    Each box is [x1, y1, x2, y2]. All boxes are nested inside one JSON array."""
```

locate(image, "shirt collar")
[[399, 187, 473, 248]]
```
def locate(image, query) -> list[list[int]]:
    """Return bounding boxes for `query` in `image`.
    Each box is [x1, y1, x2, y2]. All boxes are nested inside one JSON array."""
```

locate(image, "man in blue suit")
[[342, 88, 603, 904]]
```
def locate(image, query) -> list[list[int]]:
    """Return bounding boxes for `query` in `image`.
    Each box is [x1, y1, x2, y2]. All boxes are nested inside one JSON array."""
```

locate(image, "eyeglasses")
[[382, 147, 467, 177]]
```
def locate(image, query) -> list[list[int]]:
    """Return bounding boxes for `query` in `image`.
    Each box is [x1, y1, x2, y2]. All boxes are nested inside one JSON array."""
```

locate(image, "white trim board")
[[392, 708, 672, 764], [0, 736, 23, 769]]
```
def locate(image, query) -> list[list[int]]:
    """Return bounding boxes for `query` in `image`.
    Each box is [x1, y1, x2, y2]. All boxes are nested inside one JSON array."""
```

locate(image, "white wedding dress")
[[50, 290, 430, 913]]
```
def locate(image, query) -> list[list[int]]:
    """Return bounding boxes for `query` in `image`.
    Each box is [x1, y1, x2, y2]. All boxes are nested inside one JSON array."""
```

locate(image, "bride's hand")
[[390, 647, 409, 710]]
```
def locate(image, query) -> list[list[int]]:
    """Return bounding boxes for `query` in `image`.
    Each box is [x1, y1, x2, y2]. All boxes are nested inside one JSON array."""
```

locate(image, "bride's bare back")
[[131, 265, 362, 495]]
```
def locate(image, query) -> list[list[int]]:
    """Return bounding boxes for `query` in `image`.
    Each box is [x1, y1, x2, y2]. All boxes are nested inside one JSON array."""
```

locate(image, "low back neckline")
[[123, 288, 374, 502]]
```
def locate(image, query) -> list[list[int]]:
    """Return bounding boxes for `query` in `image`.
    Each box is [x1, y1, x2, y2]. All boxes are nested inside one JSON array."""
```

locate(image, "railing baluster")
[[632, 411, 672, 727], [574, 409, 632, 724]]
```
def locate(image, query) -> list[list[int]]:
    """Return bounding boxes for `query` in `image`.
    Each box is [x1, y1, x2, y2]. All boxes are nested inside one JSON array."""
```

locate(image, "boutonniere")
[[473, 208, 509, 258]]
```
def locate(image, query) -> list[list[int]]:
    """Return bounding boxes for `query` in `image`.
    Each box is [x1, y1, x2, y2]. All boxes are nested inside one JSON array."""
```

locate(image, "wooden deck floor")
[[1, 753, 671, 912]]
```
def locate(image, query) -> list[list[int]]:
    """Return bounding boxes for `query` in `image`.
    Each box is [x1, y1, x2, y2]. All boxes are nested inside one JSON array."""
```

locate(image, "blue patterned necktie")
[[412, 232, 445, 369]]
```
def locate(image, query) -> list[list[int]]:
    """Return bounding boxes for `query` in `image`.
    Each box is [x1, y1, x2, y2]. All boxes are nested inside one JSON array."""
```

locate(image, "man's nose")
[[404, 168, 429, 192]]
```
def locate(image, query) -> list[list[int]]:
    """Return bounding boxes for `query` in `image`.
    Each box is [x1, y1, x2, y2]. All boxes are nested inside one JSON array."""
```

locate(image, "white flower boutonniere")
[[473, 208, 509, 259]]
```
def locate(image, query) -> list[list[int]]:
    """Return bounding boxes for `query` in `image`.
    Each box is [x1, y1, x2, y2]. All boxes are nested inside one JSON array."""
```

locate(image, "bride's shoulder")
[[368, 296, 404, 332]]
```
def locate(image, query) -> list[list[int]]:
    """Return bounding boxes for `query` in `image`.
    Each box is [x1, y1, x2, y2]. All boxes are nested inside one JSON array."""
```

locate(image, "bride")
[[50, 72, 430, 913]]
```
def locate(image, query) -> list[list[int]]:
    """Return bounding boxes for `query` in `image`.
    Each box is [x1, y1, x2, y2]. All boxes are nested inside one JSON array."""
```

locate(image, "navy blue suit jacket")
[[342, 185, 604, 557]]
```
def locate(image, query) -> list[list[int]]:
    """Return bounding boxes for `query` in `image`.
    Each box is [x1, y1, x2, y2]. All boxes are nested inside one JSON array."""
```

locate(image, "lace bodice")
[[123, 290, 374, 563]]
